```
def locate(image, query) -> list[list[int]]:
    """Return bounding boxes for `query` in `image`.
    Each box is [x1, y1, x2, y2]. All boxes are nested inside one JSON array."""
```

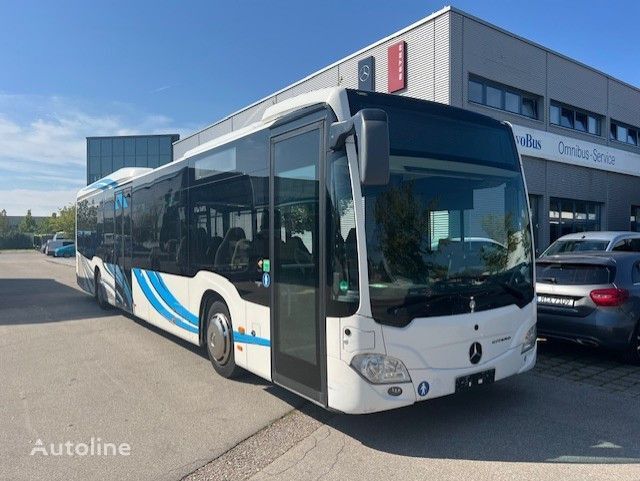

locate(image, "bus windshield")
[[349, 91, 534, 326]]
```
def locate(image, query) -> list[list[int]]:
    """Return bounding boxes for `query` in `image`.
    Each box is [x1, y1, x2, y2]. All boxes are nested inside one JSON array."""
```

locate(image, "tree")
[[19, 209, 38, 233], [374, 183, 431, 282], [0, 209, 7, 234], [52, 204, 76, 236], [36, 217, 54, 235]]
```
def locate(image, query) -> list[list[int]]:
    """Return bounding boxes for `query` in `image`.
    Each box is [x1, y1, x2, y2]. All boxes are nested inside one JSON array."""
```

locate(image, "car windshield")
[[542, 239, 609, 256], [349, 91, 534, 326]]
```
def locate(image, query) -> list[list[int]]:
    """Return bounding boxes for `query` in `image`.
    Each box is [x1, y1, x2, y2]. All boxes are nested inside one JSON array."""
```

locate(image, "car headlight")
[[521, 324, 537, 353], [350, 353, 411, 384]]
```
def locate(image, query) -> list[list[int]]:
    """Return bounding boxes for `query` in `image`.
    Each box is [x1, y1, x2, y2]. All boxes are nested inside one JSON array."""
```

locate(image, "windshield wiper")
[[494, 281, 525, 301], [389, 292, 463, 314], [539, 277, 557, 284]]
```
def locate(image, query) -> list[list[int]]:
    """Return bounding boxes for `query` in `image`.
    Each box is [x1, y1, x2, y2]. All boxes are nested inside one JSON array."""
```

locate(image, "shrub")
[[0, 231, 33, 249]]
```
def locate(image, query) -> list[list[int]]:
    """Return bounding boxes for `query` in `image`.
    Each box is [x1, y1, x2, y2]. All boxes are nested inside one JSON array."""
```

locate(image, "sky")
[[1, 0, 639, 215]]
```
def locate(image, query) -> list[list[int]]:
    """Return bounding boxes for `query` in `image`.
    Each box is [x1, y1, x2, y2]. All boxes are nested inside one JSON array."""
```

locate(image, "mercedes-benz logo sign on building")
[[357, 56, 375, 91], [469, 342, 482, 364], [359, 64, 370, 82]]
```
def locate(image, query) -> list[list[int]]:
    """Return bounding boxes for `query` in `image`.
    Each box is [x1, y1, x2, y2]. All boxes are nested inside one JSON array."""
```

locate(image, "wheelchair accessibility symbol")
[[262, 272, 271, 288], [417, 381, 430, 397]]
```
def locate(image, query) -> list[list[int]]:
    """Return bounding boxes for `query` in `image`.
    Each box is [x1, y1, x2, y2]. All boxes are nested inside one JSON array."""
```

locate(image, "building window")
[[486, 85, 502, 109], [505, 91, 519, 113], [549, 197, 601, 243], [549, 101, 601, 136], [631, 206, 640, 231], [560, 107, 573, 129], [610, 120, 640, 146], [467, 75, 539, 119]]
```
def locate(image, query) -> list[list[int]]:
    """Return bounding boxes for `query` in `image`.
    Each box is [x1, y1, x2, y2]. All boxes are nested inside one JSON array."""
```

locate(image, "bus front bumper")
[[327, 343, 536, 415]]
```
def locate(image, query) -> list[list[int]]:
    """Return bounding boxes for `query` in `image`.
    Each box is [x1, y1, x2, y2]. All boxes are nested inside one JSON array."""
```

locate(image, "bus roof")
[[77, 86, 515, 202], [77, 167, 152, 200], [176, 87, 350, 163]]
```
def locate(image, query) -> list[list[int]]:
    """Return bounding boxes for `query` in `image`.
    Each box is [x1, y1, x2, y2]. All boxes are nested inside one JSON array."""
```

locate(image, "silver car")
[[536, 252, 640, 364], [541, 231, 640, 257]]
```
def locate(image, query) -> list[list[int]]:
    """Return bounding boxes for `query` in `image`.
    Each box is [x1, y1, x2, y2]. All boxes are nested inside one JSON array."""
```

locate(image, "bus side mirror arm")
[[329, 119, 355, 150], [329, 109, 390, 186]]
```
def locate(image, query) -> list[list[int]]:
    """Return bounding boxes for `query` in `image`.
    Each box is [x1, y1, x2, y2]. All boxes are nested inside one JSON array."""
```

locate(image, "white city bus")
[[76, 88, 536, 414]]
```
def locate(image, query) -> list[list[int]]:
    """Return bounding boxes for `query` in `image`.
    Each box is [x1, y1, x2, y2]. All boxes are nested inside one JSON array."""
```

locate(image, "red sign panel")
[[387, 41, 406, 93]]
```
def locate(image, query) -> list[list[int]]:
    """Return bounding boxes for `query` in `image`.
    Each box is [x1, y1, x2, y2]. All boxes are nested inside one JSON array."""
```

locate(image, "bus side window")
[[184, 129, 269, 304]]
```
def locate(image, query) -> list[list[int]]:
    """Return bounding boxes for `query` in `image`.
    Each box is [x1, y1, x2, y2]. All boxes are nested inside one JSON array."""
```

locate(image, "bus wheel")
[[95, 270, 109, 310], [205, 301, 241, 378]]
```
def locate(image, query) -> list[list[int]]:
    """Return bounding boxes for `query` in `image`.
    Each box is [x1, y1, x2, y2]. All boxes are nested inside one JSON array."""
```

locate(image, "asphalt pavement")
[[0, 251, 302, 481]]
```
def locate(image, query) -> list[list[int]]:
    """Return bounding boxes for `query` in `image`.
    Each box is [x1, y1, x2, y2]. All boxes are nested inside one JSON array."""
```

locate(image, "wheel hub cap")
[[209, 313, 231, 364]]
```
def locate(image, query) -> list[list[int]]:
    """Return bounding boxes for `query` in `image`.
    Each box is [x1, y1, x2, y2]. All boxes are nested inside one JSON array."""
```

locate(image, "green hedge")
[[0, 232, 33, 249]]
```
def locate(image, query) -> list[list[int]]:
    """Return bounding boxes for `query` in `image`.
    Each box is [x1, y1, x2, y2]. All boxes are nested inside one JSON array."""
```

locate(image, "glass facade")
[[631, 206, 640, 232], [549, 197, 601, 243], [86, 134, 179, 184]]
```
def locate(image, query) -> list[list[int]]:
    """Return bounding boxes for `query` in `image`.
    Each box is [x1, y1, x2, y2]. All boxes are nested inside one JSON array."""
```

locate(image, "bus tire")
[[205, 300, 242, 378], [95, 270, 109, 310]]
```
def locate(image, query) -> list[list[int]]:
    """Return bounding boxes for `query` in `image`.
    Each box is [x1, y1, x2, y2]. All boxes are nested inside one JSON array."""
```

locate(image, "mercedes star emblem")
[[359, 64, 370, 82], [469, 342, 482, 364]]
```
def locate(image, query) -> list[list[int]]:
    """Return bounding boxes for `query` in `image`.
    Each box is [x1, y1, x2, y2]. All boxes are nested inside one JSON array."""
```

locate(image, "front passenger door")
[[270, 120, 326, 404]]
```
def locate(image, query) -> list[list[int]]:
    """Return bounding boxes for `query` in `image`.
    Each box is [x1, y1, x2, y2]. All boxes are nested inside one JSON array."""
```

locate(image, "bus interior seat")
[[215, 227, 246, 268], [195, 227, 208, 264], [206, 236, 223, 263], [231, 238, 251, 269]]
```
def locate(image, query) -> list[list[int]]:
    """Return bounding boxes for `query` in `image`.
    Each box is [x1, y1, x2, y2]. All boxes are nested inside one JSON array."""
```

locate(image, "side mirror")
[[329, 108, 390, 186]]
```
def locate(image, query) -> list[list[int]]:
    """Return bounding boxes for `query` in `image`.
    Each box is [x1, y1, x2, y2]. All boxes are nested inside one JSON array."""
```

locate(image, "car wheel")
[[95, 270, 110, 310], [205, 300, 242, 378], [622, 322, 640, 365]]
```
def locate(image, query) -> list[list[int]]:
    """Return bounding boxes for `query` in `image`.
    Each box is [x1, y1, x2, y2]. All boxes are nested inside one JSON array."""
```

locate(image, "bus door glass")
[[270, 124, 325, 402]]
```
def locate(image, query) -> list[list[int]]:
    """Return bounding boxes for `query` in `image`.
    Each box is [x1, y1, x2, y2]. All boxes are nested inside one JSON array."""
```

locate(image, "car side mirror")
[[329, 108, 390, 186]]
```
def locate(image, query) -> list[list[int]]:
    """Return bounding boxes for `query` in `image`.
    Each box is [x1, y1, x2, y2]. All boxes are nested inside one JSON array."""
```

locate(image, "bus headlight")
[[521, 324, 537, 353], [350, 353, 411, 384]]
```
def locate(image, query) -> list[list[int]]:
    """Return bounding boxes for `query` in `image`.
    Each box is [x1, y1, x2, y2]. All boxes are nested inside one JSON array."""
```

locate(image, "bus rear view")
[[329, 90, 536, 413]]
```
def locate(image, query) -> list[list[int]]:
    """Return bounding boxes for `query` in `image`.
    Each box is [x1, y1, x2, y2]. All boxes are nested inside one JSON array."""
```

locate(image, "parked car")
[[536, 251, 640, 363], [44, 232, 70, 255], [33, 234, 53, 252], [53, 244, 76, 258], [540, 231, 640, 257]]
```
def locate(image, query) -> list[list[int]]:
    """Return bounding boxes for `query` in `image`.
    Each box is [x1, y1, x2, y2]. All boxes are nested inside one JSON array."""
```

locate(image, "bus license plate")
[[455, 369, 495, 393], [537, 295, 574, 307]]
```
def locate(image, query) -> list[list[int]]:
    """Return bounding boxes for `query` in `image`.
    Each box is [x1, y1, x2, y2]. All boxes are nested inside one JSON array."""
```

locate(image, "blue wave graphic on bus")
[[145, 270, 198, 325], [85, 178, 118, 192], [132, 268, 270, 346], [133, 268, 199, 334], [104, 262, 133, 310]]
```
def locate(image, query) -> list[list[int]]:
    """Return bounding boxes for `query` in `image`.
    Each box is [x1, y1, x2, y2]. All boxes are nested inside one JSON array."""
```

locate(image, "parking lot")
[[1, 250, 639, 481], [536, 339, 640, 398]]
